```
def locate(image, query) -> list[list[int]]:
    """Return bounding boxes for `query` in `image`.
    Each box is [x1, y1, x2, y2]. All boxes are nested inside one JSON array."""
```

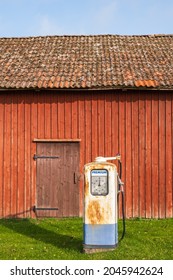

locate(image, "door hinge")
[[33, 206, 59, 212], [33, 154, 60, 160]]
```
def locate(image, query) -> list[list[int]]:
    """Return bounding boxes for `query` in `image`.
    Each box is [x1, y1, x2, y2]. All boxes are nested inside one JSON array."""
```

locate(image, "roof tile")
[[0, 34, 173, 89]]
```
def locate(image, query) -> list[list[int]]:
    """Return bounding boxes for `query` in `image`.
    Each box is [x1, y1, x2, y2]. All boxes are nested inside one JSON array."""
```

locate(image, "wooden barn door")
[[35, 142, 80, 217]]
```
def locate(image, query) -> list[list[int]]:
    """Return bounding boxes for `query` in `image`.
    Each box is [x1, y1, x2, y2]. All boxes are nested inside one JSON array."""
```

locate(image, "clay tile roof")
[[0, 34, 173, 90]]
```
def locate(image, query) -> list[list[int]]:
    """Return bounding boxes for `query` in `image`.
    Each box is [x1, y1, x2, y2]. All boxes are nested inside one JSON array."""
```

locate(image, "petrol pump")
[[83, 155, 125, 253]]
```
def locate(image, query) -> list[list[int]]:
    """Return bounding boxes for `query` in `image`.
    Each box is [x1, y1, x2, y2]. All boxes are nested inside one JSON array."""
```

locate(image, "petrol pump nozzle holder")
[[94, 154, 121, 163]]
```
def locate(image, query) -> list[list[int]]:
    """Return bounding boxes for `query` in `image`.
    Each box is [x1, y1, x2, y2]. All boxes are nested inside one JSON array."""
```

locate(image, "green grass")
[[0, 218, 172, 260]]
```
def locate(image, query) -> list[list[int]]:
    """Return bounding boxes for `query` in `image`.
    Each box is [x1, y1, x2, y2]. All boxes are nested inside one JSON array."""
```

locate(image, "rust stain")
[[87, 200, 104, 224], [84, 175, 89, 196]]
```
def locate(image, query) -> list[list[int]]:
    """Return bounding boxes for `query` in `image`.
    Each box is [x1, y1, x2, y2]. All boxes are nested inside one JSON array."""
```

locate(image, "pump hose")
[[118, 159, 126, 242], [119, 189, 125, 241]]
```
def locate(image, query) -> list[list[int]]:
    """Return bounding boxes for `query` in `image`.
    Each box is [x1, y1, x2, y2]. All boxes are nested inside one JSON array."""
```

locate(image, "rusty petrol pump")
[[83, 155, 125, 253]]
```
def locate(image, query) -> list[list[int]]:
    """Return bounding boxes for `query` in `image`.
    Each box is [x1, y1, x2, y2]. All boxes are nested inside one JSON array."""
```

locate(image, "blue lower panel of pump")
[[83, 223, 118, 248]]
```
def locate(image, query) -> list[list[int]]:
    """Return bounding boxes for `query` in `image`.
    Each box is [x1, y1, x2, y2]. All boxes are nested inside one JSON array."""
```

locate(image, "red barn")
[[0, 34, 173, 219]]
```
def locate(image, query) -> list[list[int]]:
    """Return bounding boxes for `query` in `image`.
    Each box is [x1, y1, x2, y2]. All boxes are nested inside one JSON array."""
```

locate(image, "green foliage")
[[0, 218, 172, 260]]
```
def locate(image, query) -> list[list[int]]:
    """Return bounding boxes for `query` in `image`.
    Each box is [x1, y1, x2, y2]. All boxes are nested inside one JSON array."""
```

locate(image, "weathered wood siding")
[[0, 90, 172, 218]]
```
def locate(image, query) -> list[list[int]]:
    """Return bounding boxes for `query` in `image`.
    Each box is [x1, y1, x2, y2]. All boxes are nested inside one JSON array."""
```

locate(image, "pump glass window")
[[91, 169, 108, 195]]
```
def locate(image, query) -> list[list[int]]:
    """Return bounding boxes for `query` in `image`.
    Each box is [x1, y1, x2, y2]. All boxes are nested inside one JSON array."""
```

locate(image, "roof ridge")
[[1, 33, 173, 40]]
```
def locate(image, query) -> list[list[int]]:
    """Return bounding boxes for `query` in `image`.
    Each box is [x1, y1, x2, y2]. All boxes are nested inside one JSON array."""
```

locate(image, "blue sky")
[[0, 0, 173, 37]]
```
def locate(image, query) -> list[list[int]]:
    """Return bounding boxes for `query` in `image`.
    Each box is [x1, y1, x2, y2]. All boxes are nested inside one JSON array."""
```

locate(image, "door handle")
[[74, 172, 83, 184], [74, 172, 77, 184]]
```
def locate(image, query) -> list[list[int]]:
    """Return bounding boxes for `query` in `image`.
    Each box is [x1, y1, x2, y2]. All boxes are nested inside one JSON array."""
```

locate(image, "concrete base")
[[83, 244, 118, 254]]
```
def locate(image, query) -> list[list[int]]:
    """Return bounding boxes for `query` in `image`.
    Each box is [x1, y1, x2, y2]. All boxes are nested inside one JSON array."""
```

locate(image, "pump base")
[[83, 244, 118, 254]]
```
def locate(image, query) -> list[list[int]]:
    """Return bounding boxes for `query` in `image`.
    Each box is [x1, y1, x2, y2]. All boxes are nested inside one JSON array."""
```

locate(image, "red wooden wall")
[[0, 90, 172, 218]]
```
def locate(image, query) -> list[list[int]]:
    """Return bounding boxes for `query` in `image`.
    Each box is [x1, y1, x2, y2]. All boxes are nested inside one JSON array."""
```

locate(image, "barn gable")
[[0, 34, 173, 218]]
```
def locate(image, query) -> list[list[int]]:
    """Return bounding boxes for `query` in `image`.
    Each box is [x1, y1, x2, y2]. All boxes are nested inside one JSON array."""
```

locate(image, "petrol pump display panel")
[[91, 169, 108, 195]]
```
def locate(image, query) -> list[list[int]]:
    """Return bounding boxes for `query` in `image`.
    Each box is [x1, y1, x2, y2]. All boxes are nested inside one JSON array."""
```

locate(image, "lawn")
[[0, 218, 172, 260]]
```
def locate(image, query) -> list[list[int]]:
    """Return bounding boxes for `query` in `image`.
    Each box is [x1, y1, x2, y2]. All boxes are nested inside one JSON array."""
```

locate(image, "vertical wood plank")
[[58, 93, 65, 138], [56, 143, 64, 217], [36, 143, 45, 217], [49, 143, 59, 217], [111, 92, 119, 156], [105, 93, 112, 157], [11, 94, 18, 216], [64, 92, 72, 139], [66, 143, 72, 216], [138, 93, 146, 217], [151, 94, 159, 218], [72, 93, 78, 139], [98, 93, 105, 156], [24, 94, 31, 217], [145, 93, 152, 218], [17, 94, 25, 217], [91, 93, 98, 159], [78, 94, 85, 216], [62, 143, 67, 217], [3, 95, 11, 217], [44, 93, 51, 138], [78, 94, 85, 167], [73, 143, 80, 216], [131, 92, 139, 217], [51, 94, 58, 139], [125, 93, 133, 217], [31, 92, 38, 217], [0, 95, 4, 217], [85, 94, 92, 163], [45, 143, 51, 217], [165, 93, 173, 217], [37, 93, 45, 138], [118, 93, 126, 217], [158, 93, 166, 218]]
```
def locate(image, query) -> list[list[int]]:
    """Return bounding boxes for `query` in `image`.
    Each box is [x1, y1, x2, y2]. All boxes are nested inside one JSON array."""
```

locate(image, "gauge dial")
[[91, 169, 108, 195]]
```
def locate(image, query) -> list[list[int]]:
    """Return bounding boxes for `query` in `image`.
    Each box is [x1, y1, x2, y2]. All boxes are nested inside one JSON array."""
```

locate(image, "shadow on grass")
[[0, 218, 83, 253]]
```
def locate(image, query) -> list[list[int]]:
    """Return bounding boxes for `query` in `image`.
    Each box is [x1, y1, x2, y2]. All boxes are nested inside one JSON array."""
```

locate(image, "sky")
[[0, 0, 173, 37]]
